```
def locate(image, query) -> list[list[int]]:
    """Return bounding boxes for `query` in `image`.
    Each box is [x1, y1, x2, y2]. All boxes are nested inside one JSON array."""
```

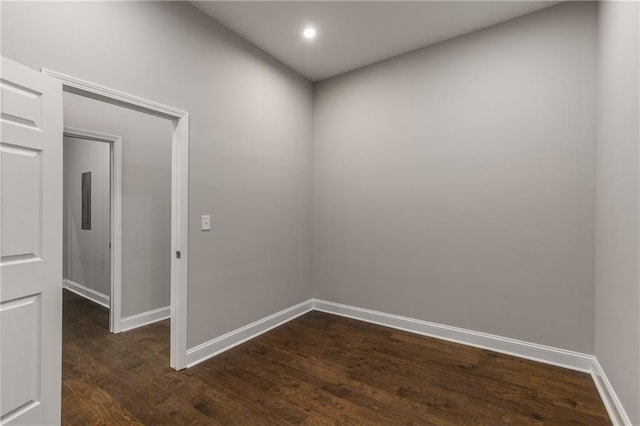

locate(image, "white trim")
[[63, 127, 122, 334], [312, 299, 634, 423], [591, 358, 633, 426], [185, 300, 314, 368], [111, 135, 123, 333], [311, 299, 595, 372], [120, 306, 171, 332], [183, 296, 630, 424], [41, 69, 186, 120], [45, 69, 190, 370], [63, 279, 110, 309], [184, 297, 594, 372], [170, 113, 189, 370]]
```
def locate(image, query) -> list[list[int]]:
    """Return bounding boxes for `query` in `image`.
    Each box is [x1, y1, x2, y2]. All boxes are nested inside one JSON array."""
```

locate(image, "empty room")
[[0, 1, 638, 424]]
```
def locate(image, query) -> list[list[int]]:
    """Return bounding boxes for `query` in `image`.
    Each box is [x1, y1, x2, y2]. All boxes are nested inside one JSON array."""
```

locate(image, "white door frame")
[[43, 69, 189, 370], [63, 127, 123, 334]]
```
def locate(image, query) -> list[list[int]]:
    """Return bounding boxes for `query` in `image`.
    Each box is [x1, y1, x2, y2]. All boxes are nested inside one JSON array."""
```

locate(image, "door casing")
[[63, 127, 123, 334], [43, 68, 190, 371]]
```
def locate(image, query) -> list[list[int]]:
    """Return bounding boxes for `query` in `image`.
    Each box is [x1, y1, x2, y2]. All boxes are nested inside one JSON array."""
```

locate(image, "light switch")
[[201, 215, 211, 231]]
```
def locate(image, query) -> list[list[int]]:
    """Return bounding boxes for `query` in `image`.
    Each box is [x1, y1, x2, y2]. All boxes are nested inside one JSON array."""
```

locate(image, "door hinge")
[[176, 250, 182, 259]]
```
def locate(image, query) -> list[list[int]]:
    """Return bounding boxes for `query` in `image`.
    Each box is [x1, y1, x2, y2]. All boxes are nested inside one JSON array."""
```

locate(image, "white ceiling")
[[191, 1, 562, 82]]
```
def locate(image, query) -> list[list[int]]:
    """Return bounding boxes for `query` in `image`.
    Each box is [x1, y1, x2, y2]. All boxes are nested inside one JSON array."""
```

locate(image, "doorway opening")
[[62, 127, 122, 333], [45, 68, 190, 371]]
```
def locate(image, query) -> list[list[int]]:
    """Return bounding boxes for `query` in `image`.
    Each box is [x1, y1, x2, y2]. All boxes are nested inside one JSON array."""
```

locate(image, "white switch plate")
[[201, 215, 211, 231]]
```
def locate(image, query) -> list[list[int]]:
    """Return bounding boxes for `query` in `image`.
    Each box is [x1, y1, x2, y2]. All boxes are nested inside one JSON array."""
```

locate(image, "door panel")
[[1, 144, 42, 262], [0, 295, 41, 419], [1, 80, 42, 129], [0, 57, 63, 425]]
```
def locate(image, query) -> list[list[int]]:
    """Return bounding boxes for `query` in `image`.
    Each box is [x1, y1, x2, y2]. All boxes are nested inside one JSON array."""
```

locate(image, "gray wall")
[[9, 8, 639, 419], [312, 2, 597, 353], [595, 1, 640, 423], [63, 92, 173, 318], [63, 137, 111, 297], [1, 1, 313, 347]]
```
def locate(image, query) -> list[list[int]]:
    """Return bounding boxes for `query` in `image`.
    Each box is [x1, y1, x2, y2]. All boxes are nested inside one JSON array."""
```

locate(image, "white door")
[[0, 57, 63, 424]]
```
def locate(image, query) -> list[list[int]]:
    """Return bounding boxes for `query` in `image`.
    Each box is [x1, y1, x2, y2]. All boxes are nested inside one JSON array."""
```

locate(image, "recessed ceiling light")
[[303, 27, 317, 40]]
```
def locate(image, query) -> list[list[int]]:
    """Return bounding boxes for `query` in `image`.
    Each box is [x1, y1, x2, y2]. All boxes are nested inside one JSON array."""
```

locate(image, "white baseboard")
[[591, 358, 632, 426], [185, 299, 314, 368], [63, 279, 110, 309], [312, 299, 635, 424], [183, 297, 631, 424], [312, 299, 595, 373], [120, 306, 170, 332]]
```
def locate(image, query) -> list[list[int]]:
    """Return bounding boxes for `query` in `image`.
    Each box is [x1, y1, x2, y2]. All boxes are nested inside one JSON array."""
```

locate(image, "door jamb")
[[45, 69, 190, 370], [63, 127, 123, 334]]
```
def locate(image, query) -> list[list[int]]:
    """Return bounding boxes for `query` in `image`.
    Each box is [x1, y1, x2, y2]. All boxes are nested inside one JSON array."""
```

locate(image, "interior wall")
[[9, 8, 638, 418], [63, 93, 173, 318], [312, 2, 598, 353], [1, 1, 313, 348], [63, 137, 111, 297], [595, 1, 640, 423]]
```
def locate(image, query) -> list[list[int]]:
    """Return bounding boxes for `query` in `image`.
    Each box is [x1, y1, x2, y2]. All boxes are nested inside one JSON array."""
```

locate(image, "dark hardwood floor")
[[62, 290, 610, 425]]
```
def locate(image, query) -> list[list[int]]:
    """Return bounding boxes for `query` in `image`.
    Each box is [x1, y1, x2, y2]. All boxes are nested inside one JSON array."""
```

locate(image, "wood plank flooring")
[[62, 290, 610, 425]]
